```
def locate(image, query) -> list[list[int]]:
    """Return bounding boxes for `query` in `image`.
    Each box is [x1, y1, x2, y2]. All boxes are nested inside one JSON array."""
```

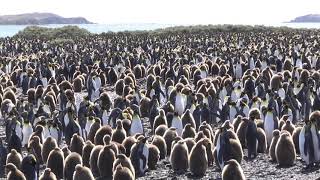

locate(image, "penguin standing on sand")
[[170, 84, 186, 116], [130, 105, 144, 136], [171, 112, 183, 136], [21, 154, 37, 180], [0, 139, 7, 177], [87, 73, 96, 102], [246, 117, 258, 159], [22, 120, 33, 148], [302, 111, 320, 165], [130, 137, 149, 176], [5, 163, 26, 180], [299, 120, 315, 167], [222, 159, 245, 180], [8, 128, 22, 154], [264, 106, 279, 146]]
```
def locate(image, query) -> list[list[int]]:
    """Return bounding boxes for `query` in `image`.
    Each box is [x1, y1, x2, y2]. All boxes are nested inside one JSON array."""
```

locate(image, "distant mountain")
[[289, 14, 320, 23], [0, 12, 93, 25]]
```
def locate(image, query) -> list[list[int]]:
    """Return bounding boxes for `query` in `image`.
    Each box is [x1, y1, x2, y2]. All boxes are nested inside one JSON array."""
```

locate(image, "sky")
[[0, 0, 320, 25]]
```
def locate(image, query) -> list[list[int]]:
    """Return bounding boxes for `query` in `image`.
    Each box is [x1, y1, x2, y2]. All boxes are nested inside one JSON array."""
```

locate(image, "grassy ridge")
[[14, 24, 319, 40]]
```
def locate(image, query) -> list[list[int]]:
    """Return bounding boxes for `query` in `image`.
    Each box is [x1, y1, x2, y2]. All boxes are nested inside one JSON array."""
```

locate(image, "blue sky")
[[1, 0, 320, 24]]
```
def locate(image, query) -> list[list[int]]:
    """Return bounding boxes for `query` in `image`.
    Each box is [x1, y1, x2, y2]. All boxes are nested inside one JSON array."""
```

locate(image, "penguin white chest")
[[175, 94, 185, 116], [299, 126, 310, 165], [171, 117, 183, 136], [15, 125, 22, 141], [43, 104, 51, 115], [139, 144, 149, 172], [22, 124, 33, 146], [229, 106, 237, 123], [130, 116, 143, 136], [102, 110, 109, 125], [64, 114, 70, 127], [264, 112, 274, 145], [200, 71, 207, 79], [41, 77, 48, 88], [216, 134, 224, 169], [49, 127, 59, 141], [43, 126, 50, 139], [235, 64, 242, 79], [190, 104, 196, 114], [74, 93, 83, 114], [311, 124, 320, 161], [85, 120, 94, 137]]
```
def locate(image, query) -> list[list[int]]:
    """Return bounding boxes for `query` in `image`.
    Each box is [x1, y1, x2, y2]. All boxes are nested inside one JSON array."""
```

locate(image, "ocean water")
[[0, 23, 319, 38]]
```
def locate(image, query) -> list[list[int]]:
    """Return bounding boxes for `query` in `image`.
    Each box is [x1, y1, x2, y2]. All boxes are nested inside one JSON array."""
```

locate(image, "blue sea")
[[0, 23, 320, 38]]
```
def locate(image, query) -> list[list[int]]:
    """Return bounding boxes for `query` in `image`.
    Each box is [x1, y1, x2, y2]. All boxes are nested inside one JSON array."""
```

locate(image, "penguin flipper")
[[304, 130, 312, 157]]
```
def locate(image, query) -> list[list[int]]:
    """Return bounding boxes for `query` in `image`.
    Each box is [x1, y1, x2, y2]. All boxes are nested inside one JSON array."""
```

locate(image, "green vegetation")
[[14, 24, 319, 41], [14, 25, 91, 40]]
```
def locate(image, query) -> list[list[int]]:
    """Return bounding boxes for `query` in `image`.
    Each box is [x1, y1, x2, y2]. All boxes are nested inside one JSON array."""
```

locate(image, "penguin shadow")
[[186, 172, 221, 180], [300, 163, 320, 174], [95, 176, 112, 180]]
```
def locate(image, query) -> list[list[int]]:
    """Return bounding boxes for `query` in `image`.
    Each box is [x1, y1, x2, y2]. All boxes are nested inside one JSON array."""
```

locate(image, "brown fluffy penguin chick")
[[163, 127, 178, 156], [236, 118, 249, 148], [139, 97, 151, 118], [202, 138, 214, 167], [28, 136, 43, 165], [184, 138, 196, 153], [270, 74, 282, 91], [153, 109, 168, 132], [46, 147, 64, 179], [275, 131, 296, 166], [194, 131, 207, 143], [155, 124, 168, 136], [112, 120, 127, 144], [3, 88, 16, 105], [87, 119, 101, 143], [39, 168, 57, 180], [148, 144, 160, 170], [27, 88, 36, 104], [73, 77, 83, 93], [182, 123, 196, 139], [232, 116, 243, 133], [115, 79, 125, 96], [269, 129, 280, 162], [292, 127, 302, 154], [113, 164, 134, 180], [113, 154, 135, 178], [42, 136, 58, 165], [152, 135, 167, 160], [98, 145, 116, 178], [170, 140, 189, 173], [281, 120, 295, 135], [72, 164, 94, 180], [181, 109, 196, 129], [64, 152, 82, 180], [94, 125, 113, 145], [5, 163, 26, 180], [82, 140, 94, 167], [122, 136, 137, 157], [189, 138, 208, 177], [257, 127, 267, 153], [70, 134, 85, 156], [6, 149, 22, 170], [89, 145, 103, 177], [62, 146, 71, 159], [122, 119, 131, 135], [222, 159, 246, 180], [103, 134, 119, 155]]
